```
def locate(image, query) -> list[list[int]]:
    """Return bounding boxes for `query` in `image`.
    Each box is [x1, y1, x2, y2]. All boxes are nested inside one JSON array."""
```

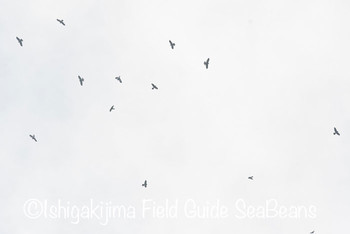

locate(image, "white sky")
[[1, 0, 350, 233]]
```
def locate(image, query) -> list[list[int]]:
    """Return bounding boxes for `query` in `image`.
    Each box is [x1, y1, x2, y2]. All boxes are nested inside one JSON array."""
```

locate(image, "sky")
[[1, 0, 350, 233]]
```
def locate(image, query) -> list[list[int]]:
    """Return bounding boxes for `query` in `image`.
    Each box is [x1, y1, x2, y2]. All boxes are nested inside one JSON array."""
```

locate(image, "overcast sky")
[[1, 0, 350, 233]]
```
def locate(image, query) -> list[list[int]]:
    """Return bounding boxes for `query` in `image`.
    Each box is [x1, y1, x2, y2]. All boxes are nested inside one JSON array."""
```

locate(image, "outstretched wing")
[[169, 40, 175, 49], [334, 127, 339, 134], [30, 135, 37, 141], [57, 19, 65, 25], [16, 37, 23, 46]]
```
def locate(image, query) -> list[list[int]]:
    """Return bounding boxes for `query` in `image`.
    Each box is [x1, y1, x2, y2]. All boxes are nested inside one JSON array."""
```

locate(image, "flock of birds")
[[20, 19, 212, 147], [17, 18, 341, 234]]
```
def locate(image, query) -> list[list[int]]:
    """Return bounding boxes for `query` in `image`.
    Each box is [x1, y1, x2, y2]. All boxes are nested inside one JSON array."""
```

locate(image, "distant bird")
[[333, 127, 340, 136], [151, 83, 158, 90], [56, 19, 65, 26], [142, 180, 147, 188], [310, 231, 315, 234], [204, 58, 209, 69], [248, 176, 253, 180], [169, 40, 175, 49], [16, 37, 23, 46], [109, 105, 115, 112], [115, 76, 122, 83], [78, 75, 84, 86], [29, 134, 37, 142]]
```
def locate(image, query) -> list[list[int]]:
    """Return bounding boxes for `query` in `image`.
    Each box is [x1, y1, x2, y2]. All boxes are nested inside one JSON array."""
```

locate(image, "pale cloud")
[[1, 0, 350, 233]]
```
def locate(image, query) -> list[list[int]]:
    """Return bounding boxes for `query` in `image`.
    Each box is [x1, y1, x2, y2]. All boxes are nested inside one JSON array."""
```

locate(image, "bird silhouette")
[[115, 76, 122, 83], [333, 127, 340, 136], [204, 58, 209, 69], [151, 83, 158, 90], [16, 37, 23, 46], [142, 180, 147, 188], [29, 134, 37, 142], [110, 105, 115, 112], [310, 231, 315, 234], [169, 40, 175, 49], [56, 19, 65, 26], [78, 75, 84, 86], [248, 176, 253, 180]]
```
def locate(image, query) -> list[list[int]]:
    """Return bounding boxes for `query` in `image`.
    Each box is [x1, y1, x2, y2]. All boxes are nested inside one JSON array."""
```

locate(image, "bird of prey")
[[204, 58, 209, 69], [169, 40, 175, 49], [78, 75, 84, 86], [151, 83, 158, 90], [115, 76, 122, 83], [16, 37, 23, 46], [248, 176, 253, 180], [29, 134, 37, 142], [142, 180, 147, 188], [333, 127, 340, 136], [110, 105, 115, 112], [56, 19, 65, 26]]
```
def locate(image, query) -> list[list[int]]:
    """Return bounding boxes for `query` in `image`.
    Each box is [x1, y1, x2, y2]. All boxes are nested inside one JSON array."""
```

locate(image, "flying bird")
[[151, 83, 158, 90], [109, 105, 115, 112], [310, 231, 315, 234], [142, 180, 147, 188], [29, 134, 37, 142], [248, 176, 253, 180], [16, 37, 23, 46], [78, 75, 84, 86], [56, 19, 65, 26], [333, 127, 340, 136], [169, 40, 175, 49], [115, 76, 122, 83], [204, 58, 209, 69]]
